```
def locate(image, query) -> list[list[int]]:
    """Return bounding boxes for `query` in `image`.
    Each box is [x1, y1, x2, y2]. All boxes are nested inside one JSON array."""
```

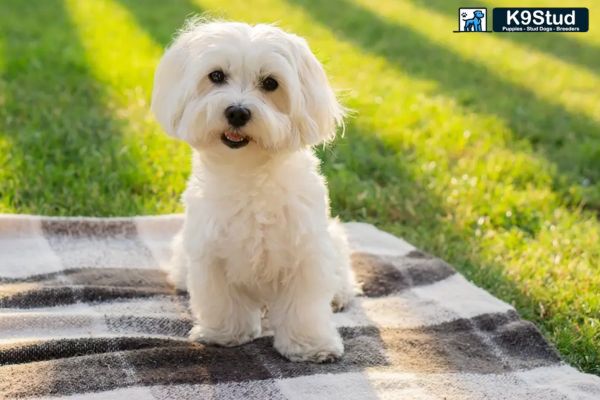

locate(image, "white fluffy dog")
[[151, 20, 355, 363]]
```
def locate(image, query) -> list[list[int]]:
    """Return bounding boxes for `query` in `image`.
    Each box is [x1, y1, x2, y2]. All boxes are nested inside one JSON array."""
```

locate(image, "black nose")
[[225, 106, 251, 127]]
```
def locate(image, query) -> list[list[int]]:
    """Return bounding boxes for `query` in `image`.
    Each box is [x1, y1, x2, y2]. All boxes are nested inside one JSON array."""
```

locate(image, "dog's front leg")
[[270, 261, 343, 362], [187, 255, 261, 347]]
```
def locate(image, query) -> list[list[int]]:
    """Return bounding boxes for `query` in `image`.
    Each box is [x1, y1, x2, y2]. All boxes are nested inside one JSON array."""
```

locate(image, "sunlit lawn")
[[0, 0, 599, 374]]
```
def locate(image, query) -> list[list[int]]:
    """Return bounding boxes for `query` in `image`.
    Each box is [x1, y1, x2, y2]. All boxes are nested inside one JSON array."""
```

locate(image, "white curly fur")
[[151, 20, 356, 363]]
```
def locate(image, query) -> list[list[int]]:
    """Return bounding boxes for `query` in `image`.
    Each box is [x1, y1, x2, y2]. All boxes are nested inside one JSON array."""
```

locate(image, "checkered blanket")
[[1, 215, 599, 399]]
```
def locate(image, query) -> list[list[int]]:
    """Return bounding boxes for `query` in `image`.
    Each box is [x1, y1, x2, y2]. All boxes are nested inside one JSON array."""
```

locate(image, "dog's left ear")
[[289, 35, 345, 146]]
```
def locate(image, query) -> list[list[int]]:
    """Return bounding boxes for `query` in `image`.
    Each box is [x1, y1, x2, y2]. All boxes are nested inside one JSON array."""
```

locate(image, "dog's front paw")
[[189, 325, 260, 347], [293, 348, 342, 363], [275, 333, 344, 363]]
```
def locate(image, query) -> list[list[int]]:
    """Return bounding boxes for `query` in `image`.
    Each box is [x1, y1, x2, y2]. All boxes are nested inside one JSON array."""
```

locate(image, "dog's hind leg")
[[328, 219, 358, 312], [164, 231, 189, 291]]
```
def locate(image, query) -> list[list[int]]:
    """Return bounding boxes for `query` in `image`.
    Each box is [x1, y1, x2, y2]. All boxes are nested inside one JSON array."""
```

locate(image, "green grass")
[[0, 0, 599, 374]]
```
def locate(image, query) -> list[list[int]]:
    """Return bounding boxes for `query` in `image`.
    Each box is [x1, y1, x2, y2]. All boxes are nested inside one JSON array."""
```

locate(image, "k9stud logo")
[[454, 7, 589, 33]]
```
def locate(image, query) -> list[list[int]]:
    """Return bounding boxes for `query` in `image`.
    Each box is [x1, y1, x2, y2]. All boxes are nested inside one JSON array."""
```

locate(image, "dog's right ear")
[[151, 44, 190, 139]]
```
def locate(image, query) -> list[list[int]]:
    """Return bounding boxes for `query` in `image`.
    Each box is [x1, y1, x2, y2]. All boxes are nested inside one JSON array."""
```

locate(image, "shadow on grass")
[[116, 0, 202, 47], [415, 0, 600, 74], [0, 0, 152, 215], [288, 0, 600, 208]]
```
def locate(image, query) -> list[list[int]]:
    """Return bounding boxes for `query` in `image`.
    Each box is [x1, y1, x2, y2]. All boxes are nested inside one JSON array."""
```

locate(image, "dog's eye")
[[208, 70, 226, 84], [261, 76, 278, 92]]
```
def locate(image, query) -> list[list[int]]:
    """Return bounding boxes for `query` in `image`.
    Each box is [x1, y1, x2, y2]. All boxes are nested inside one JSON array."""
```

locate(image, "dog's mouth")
[[221, 130, 250, 149]]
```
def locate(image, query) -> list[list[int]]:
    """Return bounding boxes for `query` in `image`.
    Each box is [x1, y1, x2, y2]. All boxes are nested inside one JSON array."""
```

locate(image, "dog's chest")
[[217, 185, 308, 285], [196, 177, 324, 289], [185, 152, 329, 290]]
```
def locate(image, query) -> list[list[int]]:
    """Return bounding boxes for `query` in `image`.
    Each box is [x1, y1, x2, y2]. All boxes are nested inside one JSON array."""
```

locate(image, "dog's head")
[[151, 20, 344, 153], [474, 10, 484, 18]]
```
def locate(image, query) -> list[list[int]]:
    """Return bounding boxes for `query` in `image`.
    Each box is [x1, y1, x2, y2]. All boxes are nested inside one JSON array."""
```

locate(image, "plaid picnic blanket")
[[1, 215, 599, 399]]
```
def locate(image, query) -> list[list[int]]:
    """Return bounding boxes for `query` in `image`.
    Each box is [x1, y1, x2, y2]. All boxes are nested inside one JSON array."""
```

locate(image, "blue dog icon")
[[463, 10, 485, 31]]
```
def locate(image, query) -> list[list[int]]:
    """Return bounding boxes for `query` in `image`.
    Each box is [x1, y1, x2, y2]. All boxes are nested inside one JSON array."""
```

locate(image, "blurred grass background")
[[0, 0, 598, 374]]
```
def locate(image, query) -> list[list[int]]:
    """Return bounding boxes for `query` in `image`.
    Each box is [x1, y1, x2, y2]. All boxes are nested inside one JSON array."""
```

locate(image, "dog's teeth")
[[225, 132, 245, 142]]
